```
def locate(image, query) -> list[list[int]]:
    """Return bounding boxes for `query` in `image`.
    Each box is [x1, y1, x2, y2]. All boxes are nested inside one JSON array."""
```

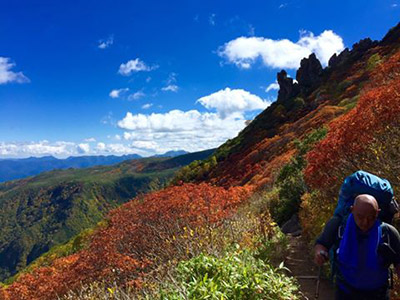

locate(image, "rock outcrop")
[[329, 38, 378, 69], [276, 53, 323, 103], [277, 70, 299, 102], [296, 53, 323, 96]]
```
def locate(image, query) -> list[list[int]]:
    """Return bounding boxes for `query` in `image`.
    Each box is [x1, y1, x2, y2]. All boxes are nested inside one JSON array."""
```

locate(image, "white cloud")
[[142, 103, 153, 109], [279, 3, 288, 9], [0, 141, 75, 158], [146, 76, 152, 83], [109, 88, 129, 98], [166, 72, 177, 84], [248, 25, 255, 36], [118, 110, 246, 154], [115, 135, 121, 141], [197, 88, 271, 118], [218, 30, 344, 69], [162, 85, 179, 92], [0, 140, 145, 158], [0, 57, 30, 84], [110, 88, 144, 101], [131, 140, 158, 150], [392, 3, 398, 7], [128, 91, 145, 100], [101, 112, 116, 126], [77, 143, 90, 154], [117, 88, 269, 155], [98, 35, 114, 49], [162, 73, 179, 92], [118, 58, 158, 76], [209, 13, 216, 26], [96, 142, 106, 150], [266, 82, 280, 92], [84, 137, 96, 142]]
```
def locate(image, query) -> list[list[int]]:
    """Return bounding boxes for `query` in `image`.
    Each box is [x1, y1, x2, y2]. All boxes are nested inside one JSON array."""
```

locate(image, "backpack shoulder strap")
[[378, 223, 397, 266], [381, 222, 390, 245]]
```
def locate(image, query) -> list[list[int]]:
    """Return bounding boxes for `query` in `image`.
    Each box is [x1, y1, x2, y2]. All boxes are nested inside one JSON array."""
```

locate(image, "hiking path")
[[285, 234, 335, 300]]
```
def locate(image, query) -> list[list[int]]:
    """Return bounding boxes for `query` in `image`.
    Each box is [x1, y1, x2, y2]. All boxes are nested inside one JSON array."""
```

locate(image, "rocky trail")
[[285, 234, 335, 300]]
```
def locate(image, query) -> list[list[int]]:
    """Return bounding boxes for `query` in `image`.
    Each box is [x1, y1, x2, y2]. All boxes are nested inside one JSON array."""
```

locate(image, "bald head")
[[353, 194, 380, 212], [351, 194, 380, 232]]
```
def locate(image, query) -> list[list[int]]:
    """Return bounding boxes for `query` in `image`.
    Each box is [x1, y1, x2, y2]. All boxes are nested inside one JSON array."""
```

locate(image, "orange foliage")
[[208, 104, 345, 189], [305, 50, 400, 189], [1, 183, 251, 300]]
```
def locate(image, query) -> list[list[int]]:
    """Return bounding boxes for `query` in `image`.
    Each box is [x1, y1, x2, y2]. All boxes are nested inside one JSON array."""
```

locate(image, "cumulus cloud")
[[109, 88, 129, 98], [197, 88, 271, 118], [98, 35, 114, 49], [117, 88, 269, 155], [266, 82, 279, 92], [218, 30, 344, 69], [118, 110, 245, 154], [118, 58, 158, 76], [0, 57, 30, 84], [162, 85, 179, 92]]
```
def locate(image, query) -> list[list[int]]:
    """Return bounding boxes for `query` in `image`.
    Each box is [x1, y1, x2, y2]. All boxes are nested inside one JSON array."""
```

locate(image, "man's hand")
[[314, 244, 329, 266]]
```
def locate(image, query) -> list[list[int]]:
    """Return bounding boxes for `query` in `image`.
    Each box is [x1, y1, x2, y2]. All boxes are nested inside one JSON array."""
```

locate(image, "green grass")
[[159, 247, 299, 300]]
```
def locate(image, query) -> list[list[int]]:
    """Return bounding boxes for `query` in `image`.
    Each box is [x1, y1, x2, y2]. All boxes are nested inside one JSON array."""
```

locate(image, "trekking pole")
[[315, 266, 321, 299], [315, 250, 328, 299]]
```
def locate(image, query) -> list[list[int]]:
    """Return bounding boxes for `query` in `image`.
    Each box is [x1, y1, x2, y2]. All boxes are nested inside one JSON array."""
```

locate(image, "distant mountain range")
[[0, 150, 188, 182]]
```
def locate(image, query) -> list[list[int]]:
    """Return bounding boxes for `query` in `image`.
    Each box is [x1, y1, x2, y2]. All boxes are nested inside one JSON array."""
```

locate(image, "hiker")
[[314, 194, 400, 299]]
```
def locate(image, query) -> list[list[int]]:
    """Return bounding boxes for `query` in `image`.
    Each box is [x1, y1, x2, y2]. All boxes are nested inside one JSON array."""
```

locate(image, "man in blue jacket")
[[314, 194, 400, 299]]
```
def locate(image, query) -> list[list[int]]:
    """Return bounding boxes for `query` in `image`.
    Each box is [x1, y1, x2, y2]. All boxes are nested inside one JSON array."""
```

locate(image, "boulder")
[[281, 214, 302, 235]]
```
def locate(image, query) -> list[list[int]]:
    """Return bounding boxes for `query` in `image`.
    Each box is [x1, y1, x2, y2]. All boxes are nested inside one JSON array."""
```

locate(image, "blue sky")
[[0, 0, 398, 157]]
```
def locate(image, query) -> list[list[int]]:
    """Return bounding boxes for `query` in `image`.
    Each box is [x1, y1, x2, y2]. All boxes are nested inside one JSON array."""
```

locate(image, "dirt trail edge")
[[285, 234, 335, 300]]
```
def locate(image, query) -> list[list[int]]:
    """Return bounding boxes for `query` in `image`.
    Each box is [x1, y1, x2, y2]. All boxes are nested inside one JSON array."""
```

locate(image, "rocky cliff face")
[[276, 53, 323, 103]]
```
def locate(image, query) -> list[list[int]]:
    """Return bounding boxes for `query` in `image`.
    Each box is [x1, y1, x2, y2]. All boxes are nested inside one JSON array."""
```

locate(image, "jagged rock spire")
[[296, 53, 323, 95]]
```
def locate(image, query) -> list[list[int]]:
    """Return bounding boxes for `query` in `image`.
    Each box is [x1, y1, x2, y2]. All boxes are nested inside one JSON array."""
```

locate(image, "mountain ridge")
[[0, 150, 190, 183]]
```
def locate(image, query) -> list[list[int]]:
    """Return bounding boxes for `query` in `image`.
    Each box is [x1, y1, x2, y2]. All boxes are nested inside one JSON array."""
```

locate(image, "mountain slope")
[[0, 149, 214, 281]]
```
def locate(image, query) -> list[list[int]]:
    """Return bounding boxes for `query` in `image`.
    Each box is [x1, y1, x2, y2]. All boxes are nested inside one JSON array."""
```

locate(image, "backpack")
[[330, 170, 399, 284], [334, 170, 398, 224]]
